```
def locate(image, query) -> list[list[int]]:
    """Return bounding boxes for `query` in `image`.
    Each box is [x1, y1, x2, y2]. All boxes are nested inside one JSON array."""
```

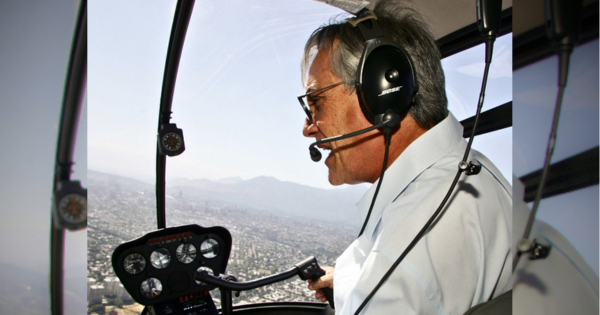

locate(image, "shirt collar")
[[357, 112, 464, 240]]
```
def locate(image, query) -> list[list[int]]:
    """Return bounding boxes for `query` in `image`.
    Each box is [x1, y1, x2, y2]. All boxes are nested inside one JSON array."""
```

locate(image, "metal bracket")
[[529, 239, 552, 260], [466, 161, 482, 175], [517, 238, 552, 260], [346, 10, 384, 40]]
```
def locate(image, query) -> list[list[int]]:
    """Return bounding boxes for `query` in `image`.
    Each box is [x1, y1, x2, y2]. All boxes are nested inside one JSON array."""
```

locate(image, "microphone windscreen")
[[310, 147, 322, 162]]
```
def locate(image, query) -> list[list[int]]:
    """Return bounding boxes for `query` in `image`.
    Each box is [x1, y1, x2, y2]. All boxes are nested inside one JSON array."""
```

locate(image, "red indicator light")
[[166, 236, 170, 240], [178, 234, 181, 238], [161, 237, 165, 241], [149, 239, 153, 244]]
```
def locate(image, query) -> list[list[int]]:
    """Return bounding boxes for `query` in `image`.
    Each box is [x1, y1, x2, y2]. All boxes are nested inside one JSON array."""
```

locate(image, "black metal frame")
[[50, 1, 87, 314], [460, 101, 512, 138], [156, 0, 196, 229], [228, 302, 327, 315], [520, 147, 599, 202]]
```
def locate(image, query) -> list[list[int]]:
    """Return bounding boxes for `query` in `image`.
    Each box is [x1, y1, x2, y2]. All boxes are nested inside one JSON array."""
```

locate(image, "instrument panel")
[[112, 224, 232, 306]]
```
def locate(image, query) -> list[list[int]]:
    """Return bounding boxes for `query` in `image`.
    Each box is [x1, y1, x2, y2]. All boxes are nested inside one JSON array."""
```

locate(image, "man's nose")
[[303, 118, 319, 138]]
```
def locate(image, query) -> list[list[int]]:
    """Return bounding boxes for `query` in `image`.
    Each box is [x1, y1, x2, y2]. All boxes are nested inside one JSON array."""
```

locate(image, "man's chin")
[[327, 170, 344, 186], [328, 179, 344, 186]]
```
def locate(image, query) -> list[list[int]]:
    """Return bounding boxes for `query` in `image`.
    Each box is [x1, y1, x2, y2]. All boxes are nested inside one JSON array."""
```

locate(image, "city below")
[[87, 171, 364, 314]]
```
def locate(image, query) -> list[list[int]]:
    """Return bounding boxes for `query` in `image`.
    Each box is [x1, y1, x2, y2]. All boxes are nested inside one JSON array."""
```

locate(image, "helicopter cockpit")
[[92, 0, 515, 314], [84, 0, 598, 315], [2, 0, 599, 314]]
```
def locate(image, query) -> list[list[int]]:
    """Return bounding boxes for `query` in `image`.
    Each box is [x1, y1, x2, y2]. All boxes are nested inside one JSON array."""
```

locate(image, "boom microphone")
[[308, 111, 401, 162]]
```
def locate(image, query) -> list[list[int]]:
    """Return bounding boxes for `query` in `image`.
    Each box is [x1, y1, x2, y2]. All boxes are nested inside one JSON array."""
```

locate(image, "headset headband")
[[346, 10, 384, 40]]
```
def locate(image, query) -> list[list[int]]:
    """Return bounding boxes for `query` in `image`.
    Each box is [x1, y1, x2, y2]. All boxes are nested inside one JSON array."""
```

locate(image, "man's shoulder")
[[385, 147, 511, 236]]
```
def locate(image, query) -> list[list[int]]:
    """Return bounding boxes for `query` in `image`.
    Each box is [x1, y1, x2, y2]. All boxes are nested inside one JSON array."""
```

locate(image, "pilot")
[[300, 0, 512, 314]]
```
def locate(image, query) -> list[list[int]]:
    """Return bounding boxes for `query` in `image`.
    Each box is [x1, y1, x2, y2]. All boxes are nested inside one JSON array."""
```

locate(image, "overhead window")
[[513, 39, 599, 276], [442, 33, 513, 183]]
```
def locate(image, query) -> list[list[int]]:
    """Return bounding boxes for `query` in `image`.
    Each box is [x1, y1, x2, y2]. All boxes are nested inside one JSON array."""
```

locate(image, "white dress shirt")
[[333, 113, 512, 315]]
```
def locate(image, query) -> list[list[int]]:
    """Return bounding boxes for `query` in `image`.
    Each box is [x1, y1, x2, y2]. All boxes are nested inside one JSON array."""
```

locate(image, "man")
[[299, 1, 512, 314]]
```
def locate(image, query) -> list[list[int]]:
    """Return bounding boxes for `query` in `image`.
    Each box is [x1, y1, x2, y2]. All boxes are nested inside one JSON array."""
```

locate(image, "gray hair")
[[301, 0, 448, 129]]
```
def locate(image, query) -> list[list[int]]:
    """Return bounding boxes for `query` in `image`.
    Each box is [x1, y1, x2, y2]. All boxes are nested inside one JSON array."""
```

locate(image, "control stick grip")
[[295, 256, 335, 309], [321, 287, 335, 309]]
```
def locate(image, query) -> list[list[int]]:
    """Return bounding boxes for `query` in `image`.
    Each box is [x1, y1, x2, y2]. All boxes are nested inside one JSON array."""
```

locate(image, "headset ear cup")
[[356, 41, 416, 124]]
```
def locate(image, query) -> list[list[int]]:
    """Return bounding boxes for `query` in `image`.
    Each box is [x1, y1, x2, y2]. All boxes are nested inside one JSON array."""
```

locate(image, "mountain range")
[[89, 170, 368, 227]]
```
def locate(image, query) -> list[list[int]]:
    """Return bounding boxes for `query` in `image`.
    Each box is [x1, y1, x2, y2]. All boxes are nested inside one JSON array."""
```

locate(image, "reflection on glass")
[[200, 238, 220, 259], [195, 266, 214, 285], [176, 243, 197, 264], [124, 253, 146, 275], [140, 277, 162, 299], [150, 248, 171, 269]]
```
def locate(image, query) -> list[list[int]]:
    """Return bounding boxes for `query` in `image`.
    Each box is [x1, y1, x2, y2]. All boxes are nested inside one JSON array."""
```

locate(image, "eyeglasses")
[[297, 81, 344, 124]]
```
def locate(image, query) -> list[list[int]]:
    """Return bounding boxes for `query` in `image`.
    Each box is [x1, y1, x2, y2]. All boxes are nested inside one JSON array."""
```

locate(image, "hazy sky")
[[88, 0, 512, 190], [0, 0, 87, 312]]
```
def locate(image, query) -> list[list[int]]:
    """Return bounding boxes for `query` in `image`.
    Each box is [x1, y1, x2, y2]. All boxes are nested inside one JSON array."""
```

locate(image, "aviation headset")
[[349, 10, 418, 125], [335, 9, 421, 238], [307, 9, 419, 164]]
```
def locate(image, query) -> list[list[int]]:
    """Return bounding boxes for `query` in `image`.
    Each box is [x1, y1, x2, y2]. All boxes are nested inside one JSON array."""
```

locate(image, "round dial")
[[58, 193, 87, 224], [195, 266, 214, 285], [200, 238, 220, 259], [150, 248, 171, 269], [176, 243, 197, 264], [140, 278, 162, 299], [123, 253, 146, 275], [161, 132, 182, 151]]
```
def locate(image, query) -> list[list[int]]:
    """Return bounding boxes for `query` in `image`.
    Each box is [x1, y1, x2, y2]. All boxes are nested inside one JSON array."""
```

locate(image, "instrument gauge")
[[150, 248, 171, 269], [200, 238, 220, 259], [52, 180, 87, 230], [158, 123, 185, 156], [176, 243, 197, 264], [162, 132, 182, 152], [195, 266, 214, 285], [123, 253, 146, 275], [140, 277, 162, 299], [57, 193, 87, 224]]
